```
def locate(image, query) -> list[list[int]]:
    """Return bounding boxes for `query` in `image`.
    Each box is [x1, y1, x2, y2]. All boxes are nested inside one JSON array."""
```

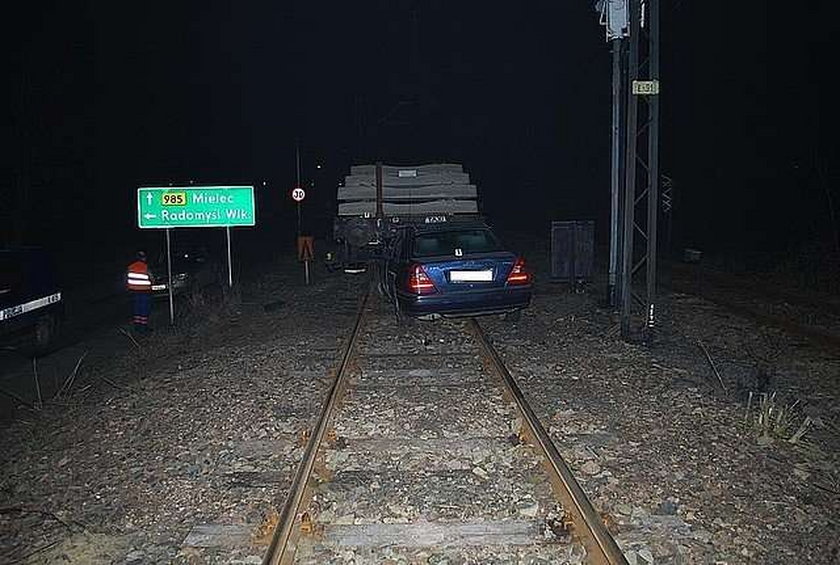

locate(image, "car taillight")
[[406, 263, 437, 295], [506, 257, 530, 285]]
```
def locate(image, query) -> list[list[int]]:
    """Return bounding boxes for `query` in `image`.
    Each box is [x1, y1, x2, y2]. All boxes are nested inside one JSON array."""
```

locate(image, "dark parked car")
[[0, 248, 64, 354], [150, 246, 219, 298], [378, 222, 532, 321]]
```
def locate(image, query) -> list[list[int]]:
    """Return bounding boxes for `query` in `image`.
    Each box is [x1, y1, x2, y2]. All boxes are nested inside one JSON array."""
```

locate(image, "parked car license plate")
[[450, 270, 493, 282], [152, 284, 167, 291]]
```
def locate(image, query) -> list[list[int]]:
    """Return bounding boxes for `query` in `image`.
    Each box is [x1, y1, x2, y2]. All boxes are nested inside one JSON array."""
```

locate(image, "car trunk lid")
[[416, 251, 517, 293]]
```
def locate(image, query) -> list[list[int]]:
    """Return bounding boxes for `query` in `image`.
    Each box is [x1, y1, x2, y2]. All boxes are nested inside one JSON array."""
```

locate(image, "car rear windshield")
[[412, 229, 502, 257]]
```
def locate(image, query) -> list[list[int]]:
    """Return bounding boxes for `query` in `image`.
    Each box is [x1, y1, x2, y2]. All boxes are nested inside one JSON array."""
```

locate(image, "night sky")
[[4, 2, 837, 264]]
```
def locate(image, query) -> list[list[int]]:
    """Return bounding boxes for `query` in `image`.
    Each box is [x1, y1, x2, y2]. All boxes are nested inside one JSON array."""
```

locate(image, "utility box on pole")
[[550, 221, 595, 283]]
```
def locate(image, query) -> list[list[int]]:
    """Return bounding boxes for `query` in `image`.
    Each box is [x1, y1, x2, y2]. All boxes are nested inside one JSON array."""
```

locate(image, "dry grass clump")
[[745, 391, 813, 446]]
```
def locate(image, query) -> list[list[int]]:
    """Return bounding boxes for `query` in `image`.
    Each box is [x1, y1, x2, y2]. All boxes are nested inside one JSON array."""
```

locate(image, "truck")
[[330, 162, 481, 272]]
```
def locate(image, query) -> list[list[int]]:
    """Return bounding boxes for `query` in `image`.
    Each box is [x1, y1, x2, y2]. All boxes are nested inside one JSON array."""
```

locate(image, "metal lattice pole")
[[620, 0, 640, 339], [620, 0, 660, 341]]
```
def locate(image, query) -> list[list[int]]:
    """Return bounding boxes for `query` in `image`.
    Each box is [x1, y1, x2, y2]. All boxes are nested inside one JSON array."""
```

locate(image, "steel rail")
[[470, 319, 628, 565], [262, 289, 370, 565]]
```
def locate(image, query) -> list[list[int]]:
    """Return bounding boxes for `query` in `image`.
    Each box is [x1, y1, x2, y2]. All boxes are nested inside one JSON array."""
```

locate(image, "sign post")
[[291, 187, 309, 284], [137, 185, 256, 322], [292, 186, 305, 233], [165, 228, 174, 325], [226, 226, 233, 287]]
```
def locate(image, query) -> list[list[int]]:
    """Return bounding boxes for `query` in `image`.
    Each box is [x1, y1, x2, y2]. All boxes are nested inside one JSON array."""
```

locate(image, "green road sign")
[[137, 186, 256, 229]]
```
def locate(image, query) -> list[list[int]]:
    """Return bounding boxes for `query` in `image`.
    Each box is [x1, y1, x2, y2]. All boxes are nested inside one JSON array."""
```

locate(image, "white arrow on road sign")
[[292, 187, 306, 202], [144, 213, 157, 219], [146, 193, 153, 204]]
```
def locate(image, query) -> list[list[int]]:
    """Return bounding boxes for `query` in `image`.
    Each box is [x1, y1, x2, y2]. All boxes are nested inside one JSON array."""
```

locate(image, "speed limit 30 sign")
[[291, 187, 306, 202]]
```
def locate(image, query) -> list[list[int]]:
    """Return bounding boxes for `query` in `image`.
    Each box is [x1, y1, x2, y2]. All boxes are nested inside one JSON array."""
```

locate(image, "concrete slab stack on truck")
[[330, 162, 481, 271]]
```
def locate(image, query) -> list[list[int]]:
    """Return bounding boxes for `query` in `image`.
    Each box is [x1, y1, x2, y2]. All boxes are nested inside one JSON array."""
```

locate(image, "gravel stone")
[[580, 460, 602, 475]]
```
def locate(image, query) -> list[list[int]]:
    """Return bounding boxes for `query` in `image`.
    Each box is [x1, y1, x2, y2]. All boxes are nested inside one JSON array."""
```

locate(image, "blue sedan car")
[[378, 222, 532, 321]]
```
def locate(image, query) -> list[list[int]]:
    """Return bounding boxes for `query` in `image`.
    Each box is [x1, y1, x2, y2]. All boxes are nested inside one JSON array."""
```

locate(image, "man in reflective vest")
[[126, 250, 153, 332]]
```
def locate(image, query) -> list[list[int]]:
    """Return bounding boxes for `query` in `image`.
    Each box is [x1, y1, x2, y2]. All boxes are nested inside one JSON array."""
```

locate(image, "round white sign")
[[291, 187, 306, 202]]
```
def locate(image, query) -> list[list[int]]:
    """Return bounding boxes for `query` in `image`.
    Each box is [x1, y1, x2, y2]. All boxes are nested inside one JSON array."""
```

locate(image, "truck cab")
[[0, 248, 64, 355]]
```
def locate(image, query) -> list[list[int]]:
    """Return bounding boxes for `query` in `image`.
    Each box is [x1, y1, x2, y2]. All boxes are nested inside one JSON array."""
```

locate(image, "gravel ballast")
[[1, 246, 838, 564]]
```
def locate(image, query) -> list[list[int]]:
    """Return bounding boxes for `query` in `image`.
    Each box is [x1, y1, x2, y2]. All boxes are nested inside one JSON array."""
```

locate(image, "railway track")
[[263, 289, 627, 564]]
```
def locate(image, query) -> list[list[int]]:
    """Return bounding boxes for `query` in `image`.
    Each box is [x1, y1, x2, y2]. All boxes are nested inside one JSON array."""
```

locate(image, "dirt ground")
[[1, 244, 838, 564]]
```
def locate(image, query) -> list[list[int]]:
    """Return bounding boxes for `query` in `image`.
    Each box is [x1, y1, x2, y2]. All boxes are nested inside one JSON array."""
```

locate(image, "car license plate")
[[152, 284, 167, 291], [450, 270, 493, 282]]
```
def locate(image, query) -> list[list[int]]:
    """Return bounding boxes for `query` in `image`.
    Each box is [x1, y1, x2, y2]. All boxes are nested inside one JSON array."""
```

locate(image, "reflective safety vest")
[[126, 260, 152, 292]]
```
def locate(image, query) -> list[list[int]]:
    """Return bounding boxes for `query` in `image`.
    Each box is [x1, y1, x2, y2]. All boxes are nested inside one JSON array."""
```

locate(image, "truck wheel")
[[374, 264, 388, 297], [392, 294, 404, 324], [392, 293, 401, 323]]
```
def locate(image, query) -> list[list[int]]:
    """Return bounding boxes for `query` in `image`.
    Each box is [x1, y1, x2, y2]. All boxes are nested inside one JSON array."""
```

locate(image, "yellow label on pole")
[[632, 80, 660, 95]]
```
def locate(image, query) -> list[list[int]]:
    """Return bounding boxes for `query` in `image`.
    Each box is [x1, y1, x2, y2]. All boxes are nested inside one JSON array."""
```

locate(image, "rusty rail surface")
[[263, 294, 627, 564], [470, 319, 628, 565], [261, 290, 370, 565]]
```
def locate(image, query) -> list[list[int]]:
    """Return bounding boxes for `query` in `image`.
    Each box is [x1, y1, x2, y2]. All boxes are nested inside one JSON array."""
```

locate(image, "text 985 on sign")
[[162, 192, 187, 206]]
